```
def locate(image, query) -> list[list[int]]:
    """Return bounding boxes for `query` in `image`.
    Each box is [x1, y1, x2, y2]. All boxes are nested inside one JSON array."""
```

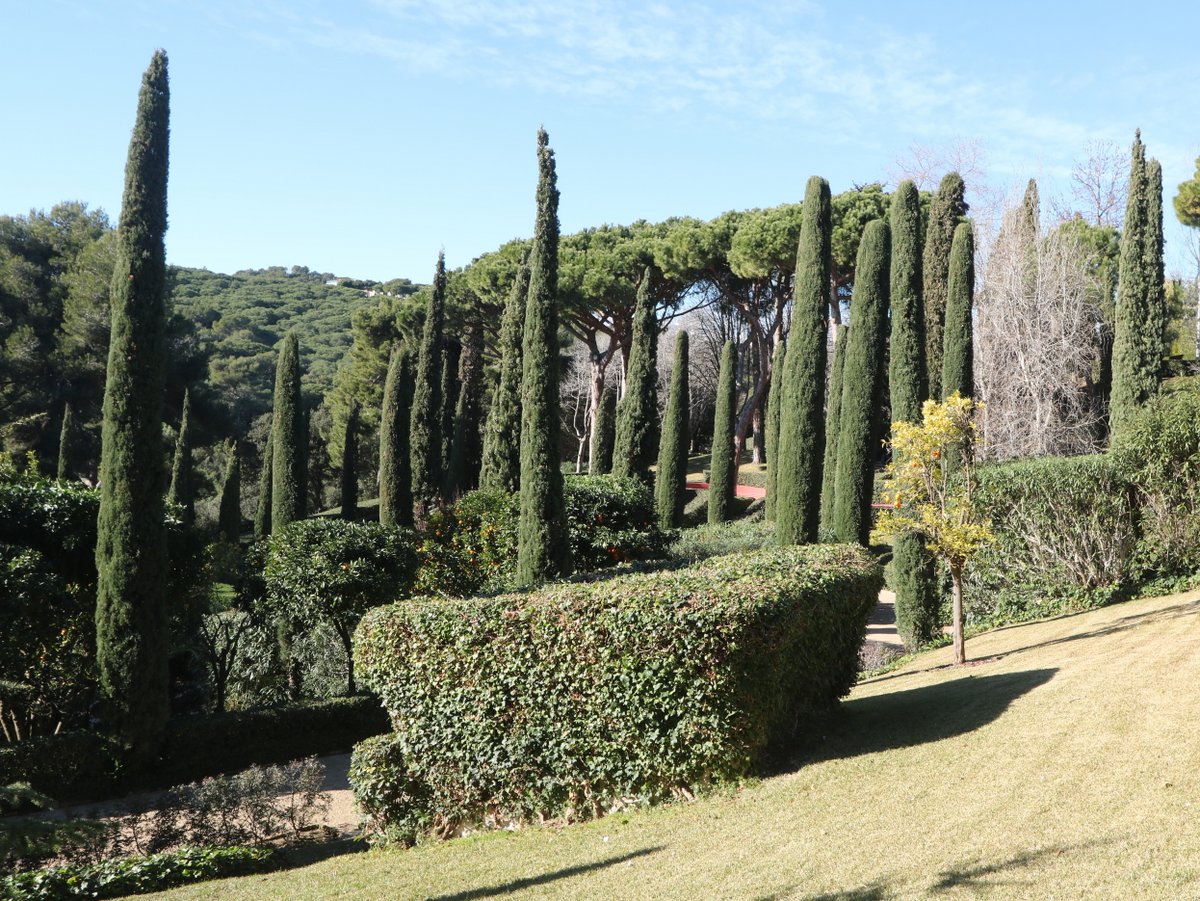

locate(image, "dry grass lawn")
[[149, 588, 1200, 900]]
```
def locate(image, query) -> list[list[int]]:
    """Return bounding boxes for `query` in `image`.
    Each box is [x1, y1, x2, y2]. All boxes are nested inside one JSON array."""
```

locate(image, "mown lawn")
[[150, 588, 1200, 899]]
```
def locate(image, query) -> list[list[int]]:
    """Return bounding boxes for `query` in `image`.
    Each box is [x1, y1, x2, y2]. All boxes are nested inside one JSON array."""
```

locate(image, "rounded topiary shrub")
[[348, 732, 433, 845]]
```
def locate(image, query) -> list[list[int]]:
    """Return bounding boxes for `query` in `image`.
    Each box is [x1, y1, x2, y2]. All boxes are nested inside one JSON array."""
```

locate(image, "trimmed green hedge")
[[352, 544, 881, 842], [968, 455, 1138, 625]]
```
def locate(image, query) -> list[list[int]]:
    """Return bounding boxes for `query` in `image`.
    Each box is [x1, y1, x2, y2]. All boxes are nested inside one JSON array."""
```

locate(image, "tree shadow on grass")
[[774, 668, 1057, 773], [424, 846, 663, 900], [928, 837, 1115, 894]]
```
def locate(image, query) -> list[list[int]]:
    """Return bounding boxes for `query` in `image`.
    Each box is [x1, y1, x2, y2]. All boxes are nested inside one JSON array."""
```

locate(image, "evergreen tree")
[[254, 431, 272, 539], [1146, 158, 1166, 367], [763, 339, 785, 521], [818, 325, 848, 538], [57, 401, 78, 481], [378, 347, 414, 527], [833, 220, 891, 546], [612, 271, 659, 478], [942, 220, 976, 399], [479, 263, 529, 492], [270, 332, 304, 533], [339, 403, 359, 520], [93, 50, 171, 762], [589, 387, 617, 475], [1110, 131, 1159, 439], [410, 253, 445, 522], [448, 311, 484, 497], [776, 176, 832, 545], [517, 129, 571, 586], [923, 172, 967, 400], [166, 389, 194, 526], [708, 340, 737, 524], [888, 180, 927, 424], [655, 330, 689, 529], [439, 340, 461, 495], [217, 441, 241, 543]]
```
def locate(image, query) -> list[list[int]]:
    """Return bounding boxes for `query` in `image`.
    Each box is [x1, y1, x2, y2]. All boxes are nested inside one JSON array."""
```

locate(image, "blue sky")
[[3, 0, 1197, 282]]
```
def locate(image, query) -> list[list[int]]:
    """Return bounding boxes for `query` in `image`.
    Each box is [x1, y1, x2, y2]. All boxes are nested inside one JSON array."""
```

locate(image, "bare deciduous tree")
[[1067, 139, 1129, 229]]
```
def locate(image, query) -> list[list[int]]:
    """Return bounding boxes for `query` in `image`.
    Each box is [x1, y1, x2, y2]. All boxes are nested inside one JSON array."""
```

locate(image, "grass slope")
[[150, 589, 1200, 900]]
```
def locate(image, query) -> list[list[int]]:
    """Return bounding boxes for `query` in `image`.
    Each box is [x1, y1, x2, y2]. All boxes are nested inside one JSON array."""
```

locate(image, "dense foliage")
[[942, 220, 975, 399], [612, 274, 660, 478], [655, 331, 690, 529], [378, 348, 414, 527], [888, 180, 927, 423], [817, 325, 847, 541], [923, 172, 967, 401], [763, 339, 785, 521], [269, 333, 304, 531], [708, 341, 737, 524], [353, 545, 881, 843]]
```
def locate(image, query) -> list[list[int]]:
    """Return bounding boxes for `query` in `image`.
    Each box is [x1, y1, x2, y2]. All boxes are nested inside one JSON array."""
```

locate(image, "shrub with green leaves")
[[353, 544, 881, 843]]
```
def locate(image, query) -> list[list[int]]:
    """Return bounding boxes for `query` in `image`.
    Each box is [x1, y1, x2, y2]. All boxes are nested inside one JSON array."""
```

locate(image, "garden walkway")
[[684, 481, 766, 499]]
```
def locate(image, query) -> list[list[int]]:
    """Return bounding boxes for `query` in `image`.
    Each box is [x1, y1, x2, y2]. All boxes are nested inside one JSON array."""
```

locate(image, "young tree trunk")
[[951, 563, 966, 665]]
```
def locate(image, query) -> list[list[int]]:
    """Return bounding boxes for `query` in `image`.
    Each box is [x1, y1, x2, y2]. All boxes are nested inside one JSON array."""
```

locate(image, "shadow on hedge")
[[424, 846, 663, 901], [781, 668, 1057, 771]]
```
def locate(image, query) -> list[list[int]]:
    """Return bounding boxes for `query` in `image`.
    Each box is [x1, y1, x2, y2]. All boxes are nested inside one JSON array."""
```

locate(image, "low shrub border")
[[352, 544, 881, 843]]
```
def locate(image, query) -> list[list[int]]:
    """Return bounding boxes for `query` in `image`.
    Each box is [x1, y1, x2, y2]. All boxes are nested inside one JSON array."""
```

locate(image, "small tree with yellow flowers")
[[874, 393, 992, 665]]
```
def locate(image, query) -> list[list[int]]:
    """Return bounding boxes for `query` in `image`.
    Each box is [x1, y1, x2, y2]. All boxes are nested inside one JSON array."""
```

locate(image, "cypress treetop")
[[776, 176, 832, 545], [94, 49, 171, 761], [410, 253, 446, 523], [818, 324, 848, 539], [270, 332, 304, 533], [57, 401, 78, 481], [942, 220, 975, 400], [254, 430, 273, 539], [339, 402, 359, 520], [589, 386, 617, 475], [833, 219, 891, 546], [479, 262, 530, 492], [923, 172, 967, 401], [1145, 158, 1166, 362], [517, 128, 571, 586], [763, 339, 785, 522], [612, 270, 660, 479], [379, 347, 415, 527], [655, 330, 690, 530], [167, 389, 194, 526], [708, 339, 738, 525], [888, 180, 927, 425], [217, 441, 241, 543]]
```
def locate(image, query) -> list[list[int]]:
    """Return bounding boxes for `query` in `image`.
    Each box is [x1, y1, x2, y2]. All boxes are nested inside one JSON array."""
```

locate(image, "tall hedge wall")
[[352, 544, 881, 842]]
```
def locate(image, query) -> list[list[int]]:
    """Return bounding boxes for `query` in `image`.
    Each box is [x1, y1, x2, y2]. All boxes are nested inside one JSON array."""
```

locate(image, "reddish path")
[[685, 481, 766, 499]]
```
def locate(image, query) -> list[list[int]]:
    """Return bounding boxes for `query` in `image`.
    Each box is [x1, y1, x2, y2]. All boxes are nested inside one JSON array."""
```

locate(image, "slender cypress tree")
[[612, 271, 660, 478], [655, 330, 690, 529], [94, 50, 171, 761], [888, 180, 927, 423], [270, 332, 304, 533], [942, 220, 976, 399], [517, 129, 571, 586], [708, 340, 737, 525], [833, 220, 891, 546], [57, 401, 78, 481], [818, 324, 848, 538], [378, 347, 414, 527], [448, 312, 484, 497], [763, 339, 785, 521], [217, 441, 241, 543], [254, 431, 272, 539], [439, 340, 461, 494], [480, 263, 530, 492], [166, 389, 194, 526], [339, 403, 359, 520], [1146, 158, 1166, 367], [589, 387, 617, 475], [776, 176, 832, 545], [923, 172, 967, 401], [1110, 131, 1158, 439], [410, 254, 445, 522]]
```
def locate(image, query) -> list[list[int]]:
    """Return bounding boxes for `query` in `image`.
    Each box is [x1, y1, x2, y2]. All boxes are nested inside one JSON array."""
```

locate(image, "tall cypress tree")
[[763, 339, 786, 521], [655, 330, 690, 529], [439, 340, 461, 495], [1110, 131, 1158, 439], [923, 172, 967, 401], [480, 263, 529, 492], [818, 324, 848, 539], [1146, 158, 1166, 368], [339, 403, 359, 520], [379, 347, 414, 527], [270, 332, 304, 533], [612, 271, 660, 478], [517, 129, 571, 586], [57, 401, 78, 481], [410, 254, 445, 522], [94, 50, 171, 761], [776, 176, 832, 545], [708, 340, 737, 525], [448, 311, 484, 497], [888, 180, 927, 423], [254, 431, 272, 539], [942, 220, 976, 399], [589, 387, 617, 475], [217, 441, 241, 543], [833, 220, 891, 546], [166, 389, 194, 526]]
